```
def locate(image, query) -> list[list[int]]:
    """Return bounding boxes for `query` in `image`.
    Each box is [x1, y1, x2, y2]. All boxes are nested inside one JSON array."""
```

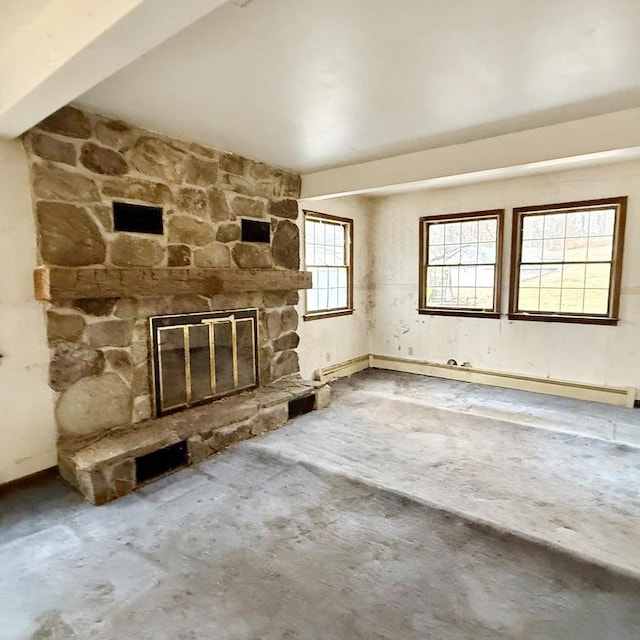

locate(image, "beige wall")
[[296, 196, 372, 379], [370, 160, 640, 393], [0, 137, 56, 483]]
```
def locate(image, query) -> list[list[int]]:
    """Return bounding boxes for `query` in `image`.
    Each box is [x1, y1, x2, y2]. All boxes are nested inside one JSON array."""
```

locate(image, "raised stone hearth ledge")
[[34, 266, 312, 301], [59, 375, 331, 504]]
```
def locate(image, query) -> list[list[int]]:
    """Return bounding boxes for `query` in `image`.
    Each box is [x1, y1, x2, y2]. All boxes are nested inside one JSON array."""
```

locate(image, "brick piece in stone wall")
[[272, 219, 300, 269], [37, 201, 106, 266], [37, 106, 91, 139], [128, 137, 188, 182], [80, 143, 128, 176], [110, 235, 164, 268], [232, 243, 273, 269], [34, 163, 100, 203], [27, 133, 77, 166], [168, 216, 216, 246]]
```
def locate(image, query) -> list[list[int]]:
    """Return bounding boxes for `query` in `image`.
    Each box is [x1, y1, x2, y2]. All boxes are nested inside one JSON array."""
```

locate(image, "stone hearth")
[[59, 376, 330, 505], [23, 106, 329, 503]]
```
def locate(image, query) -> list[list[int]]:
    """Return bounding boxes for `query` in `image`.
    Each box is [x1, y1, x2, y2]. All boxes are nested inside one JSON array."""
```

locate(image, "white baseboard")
[[314, 354, 371, 383], [316, 353, 637, 407]]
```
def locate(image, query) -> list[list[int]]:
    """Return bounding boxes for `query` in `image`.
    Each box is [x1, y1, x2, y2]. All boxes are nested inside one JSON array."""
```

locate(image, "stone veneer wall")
[[23, 106, 303, 441]]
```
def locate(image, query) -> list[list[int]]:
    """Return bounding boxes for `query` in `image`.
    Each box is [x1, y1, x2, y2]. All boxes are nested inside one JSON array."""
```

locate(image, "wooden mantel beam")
[[34, 267, 312, 301]]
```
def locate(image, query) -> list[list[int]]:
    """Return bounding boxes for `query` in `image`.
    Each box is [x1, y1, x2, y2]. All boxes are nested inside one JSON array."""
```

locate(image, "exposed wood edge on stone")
[[34, 266, 312, 300], [34, 266, 51, 301]]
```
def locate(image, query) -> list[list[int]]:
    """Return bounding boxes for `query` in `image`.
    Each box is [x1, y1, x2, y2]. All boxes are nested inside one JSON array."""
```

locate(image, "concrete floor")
[[2, 369, 640, 639]]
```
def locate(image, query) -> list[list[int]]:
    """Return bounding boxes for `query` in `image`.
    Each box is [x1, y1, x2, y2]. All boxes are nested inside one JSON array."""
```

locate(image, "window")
[[303, 210, 353, 320], [419, 210, 504, 317], [509, 197, 627, 325]]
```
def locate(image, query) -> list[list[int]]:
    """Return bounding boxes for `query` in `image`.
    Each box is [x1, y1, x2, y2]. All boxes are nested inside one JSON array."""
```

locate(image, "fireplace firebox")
[[150, 309, 259, 416]]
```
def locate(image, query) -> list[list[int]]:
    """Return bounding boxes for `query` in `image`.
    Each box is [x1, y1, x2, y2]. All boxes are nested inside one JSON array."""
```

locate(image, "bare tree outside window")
[[419, 210, 504, 318]]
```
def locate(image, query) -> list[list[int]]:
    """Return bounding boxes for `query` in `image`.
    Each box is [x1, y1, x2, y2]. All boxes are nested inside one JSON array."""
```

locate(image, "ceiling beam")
[[0, 0, 228, 138], [301, 108, 640, 199]]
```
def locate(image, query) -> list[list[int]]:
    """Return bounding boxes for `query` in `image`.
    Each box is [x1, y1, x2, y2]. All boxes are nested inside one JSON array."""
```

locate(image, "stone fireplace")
[[23, 106, 329, 504]]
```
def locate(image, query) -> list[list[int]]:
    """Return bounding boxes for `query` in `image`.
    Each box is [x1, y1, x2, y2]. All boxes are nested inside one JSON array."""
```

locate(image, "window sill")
[[507, 313, 619, 326], [303, 309, 354, 322], [418, 309, 501, 319]]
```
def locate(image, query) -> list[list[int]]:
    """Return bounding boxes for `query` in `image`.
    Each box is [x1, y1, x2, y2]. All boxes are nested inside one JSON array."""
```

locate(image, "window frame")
[[508, 196, 627, 326], [302, 210, 354, 321], [418, 209, 505, 318]]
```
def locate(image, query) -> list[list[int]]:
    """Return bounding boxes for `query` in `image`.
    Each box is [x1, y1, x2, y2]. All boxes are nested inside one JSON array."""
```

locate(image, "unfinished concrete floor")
[[2, 369, 640, 639]]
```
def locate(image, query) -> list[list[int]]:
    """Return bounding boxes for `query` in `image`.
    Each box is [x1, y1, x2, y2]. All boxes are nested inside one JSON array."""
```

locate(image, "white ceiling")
[[75, 0, 640, 173]]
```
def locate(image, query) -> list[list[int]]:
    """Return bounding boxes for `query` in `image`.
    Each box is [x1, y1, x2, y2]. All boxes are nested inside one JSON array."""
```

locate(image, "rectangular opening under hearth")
[[288, 394, 316, 418], [150, 309, 258, 416], [135, 441, 188, 484]]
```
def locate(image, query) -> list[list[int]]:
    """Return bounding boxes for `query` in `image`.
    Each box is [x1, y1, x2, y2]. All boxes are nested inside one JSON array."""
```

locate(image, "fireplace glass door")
[[150, 309, 258, 416]]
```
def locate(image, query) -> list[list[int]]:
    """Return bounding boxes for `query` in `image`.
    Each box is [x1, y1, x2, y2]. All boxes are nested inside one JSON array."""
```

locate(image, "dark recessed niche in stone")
[[135, 441, 188, 485], [241, 218, 271, 243], [288, 394, 316, 419], [113, 201, 164, 235]]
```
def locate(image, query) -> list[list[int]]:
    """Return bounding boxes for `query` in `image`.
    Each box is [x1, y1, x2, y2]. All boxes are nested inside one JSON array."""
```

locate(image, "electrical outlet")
[[325, 352, 331, 362], [408, 347, 414, 356]]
